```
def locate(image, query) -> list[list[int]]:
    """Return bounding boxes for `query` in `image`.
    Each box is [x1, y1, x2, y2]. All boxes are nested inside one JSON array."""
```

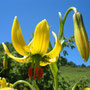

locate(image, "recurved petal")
[[46, 31, 61, 59], [0, 80, 4, 88], [40, 56, 59, 66], [2, 43, 31, 63], [31, 19, 50, 55], [2, 78, 6, 87], [48, 56, 59, 63], [11, 16, 30, 56], [40, 61, 50, 66], [84, 88, 90, 90], [0, 88, 13, 90]]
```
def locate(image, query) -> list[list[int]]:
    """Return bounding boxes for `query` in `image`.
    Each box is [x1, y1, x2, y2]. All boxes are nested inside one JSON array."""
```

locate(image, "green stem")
[[58, 7, 78, 41], [33, 80, 40, 90], [72, 82, 84, 90], [72, 82, 79, 90], [49, 7, 78, 90], [54, 75, 58, 90], [49, 42, 58, 90], [63, 7, 78, 25], [12, 80, 35, 90]]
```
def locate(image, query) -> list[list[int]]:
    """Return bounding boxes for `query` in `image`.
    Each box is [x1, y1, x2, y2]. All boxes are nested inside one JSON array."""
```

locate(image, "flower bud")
[[73, 12, 89, 62], [3, 53, 8, 69]]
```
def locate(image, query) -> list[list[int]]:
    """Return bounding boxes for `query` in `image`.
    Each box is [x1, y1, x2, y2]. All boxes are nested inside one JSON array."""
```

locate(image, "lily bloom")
[[2, 17, 61, 80], [84, 88, 90, 90], [0, 88, 14, 90], [0, 77, 13, 89]]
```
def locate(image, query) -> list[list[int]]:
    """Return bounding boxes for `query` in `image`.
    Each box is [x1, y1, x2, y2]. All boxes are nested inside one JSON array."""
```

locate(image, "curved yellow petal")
[[2, 78, 6, 87], [2, 43, 31, 63], [40, 56, 59, 66], [40, 61, 50, 66], [0, 88, 13, 90], [0, 80, 4, 88], [31, 19, 50, 55], [84, 88, 90, 90], [46, 32, 61, 59], [48, 56, 59, 63], [11, 16, 30, 56]]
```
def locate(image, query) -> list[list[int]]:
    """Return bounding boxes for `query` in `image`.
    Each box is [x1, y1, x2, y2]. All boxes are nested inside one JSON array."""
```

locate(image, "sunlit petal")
[[0, 80, 4, 88], [0, 88, 12, 90], [31, 19, 50, 55], [48, 56, 59, 63], [11, 16, 30, 56], [2, 78, 6, 87], [2, 43, 31, 63], [46, 31, 61, 59], [84, 88, 90, 90], [40, 61, 50, 66], [40, 56, 59, 66]]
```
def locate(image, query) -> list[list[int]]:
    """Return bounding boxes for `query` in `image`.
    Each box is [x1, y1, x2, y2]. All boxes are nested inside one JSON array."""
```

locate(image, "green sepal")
[[58, 12, 64, 43]]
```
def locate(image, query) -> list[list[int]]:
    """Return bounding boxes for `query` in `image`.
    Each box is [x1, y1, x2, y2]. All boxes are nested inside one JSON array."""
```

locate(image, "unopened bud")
[[73, 12, 89, 62], [3, 53, 8, 69]]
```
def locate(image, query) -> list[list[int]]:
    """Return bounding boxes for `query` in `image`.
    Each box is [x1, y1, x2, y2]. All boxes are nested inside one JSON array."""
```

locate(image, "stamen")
[[35, 67, 43, 80], [28, 67, 43, 80], [34, 76, 36, 80], [35, 67, 39, 77], [37, 67, 43, 80], [28, 67, 33, 79]]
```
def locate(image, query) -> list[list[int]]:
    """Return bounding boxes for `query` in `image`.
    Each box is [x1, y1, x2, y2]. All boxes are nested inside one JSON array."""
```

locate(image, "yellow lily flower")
[[2, 16, 61, 66], [2, 17, 61, 79], [0, 88, 14, 90], [0, 77, 13, 89], [84, 88, 90, 90]]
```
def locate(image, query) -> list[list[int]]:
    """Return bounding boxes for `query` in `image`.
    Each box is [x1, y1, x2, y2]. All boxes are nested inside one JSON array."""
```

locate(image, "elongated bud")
[[73, 12, 89, 61], [3, 53, 8, 69]]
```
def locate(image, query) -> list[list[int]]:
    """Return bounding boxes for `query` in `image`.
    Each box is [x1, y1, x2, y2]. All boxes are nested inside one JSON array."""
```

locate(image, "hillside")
[[60, 66, 90, 88]]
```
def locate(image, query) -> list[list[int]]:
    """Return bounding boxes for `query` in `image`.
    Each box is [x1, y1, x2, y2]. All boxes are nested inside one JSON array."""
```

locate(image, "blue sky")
[[0, 0, 90, 66]]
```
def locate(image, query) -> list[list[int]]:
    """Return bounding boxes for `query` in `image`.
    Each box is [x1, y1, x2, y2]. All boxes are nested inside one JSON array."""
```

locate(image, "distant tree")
[[59, 56, 67, 66], [67, 61, 76, 67], [81, 64, 86, 67]]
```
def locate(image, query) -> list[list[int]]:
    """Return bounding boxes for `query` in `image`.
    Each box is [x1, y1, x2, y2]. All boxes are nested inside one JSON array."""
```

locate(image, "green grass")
[[59, 66, 90, 87]]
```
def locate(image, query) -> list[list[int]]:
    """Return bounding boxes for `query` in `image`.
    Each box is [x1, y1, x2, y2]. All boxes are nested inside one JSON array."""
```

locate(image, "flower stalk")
[[49, 42, 58, 90], [33, 80, 40, 90], [72, 82, 84, 90], [12, 80, 35, 90], [58, 7, 78, 41]]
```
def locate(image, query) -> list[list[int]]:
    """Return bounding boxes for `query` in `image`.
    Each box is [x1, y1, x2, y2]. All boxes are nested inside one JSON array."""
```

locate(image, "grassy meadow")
[[59, 66, 90, 88]]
